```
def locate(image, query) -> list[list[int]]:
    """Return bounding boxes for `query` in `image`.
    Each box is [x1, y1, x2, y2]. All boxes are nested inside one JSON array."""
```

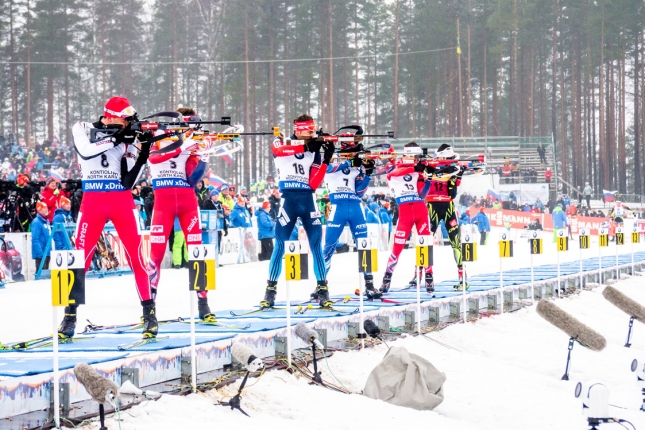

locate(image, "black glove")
[[322, 142, 335, 164], [224, 228, 228, 236], [305, 139, 323, 153], [133, 141, 151, 165], [414, 162, 426, 172], [350, 154, 362, 168], [424, 164, 436, 176], [362, 159, 375, 176], [457, 164, 467, 178], [437, 165, 458, 176], [112, 127, 137, 145]]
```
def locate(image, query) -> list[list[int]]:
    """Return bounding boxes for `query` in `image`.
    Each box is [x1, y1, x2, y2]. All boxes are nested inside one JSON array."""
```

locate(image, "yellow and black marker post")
[[188, 245, 205, 292], [614, 227, 624, 279], [357, 238, 377, 348], [578, 229, 591, 291], [497, 232, 513, 291], [51, 250, 85, 307], [285, 240, 309, 281], [357, 238, 378, 274], [50, 249, 84, 427], [579, 230, 591, 250], [284, 240, 310, 366], [555, 230, 568, 298], [632, 226, 641, 245], [460, 226, 477, 323], [598, 228, 609, 248], [414, 235, 433, 333], [461, 232, 477, 263], [597, 227, 608, 277], [616, 227, 625, 246], [528, 231, 542, 301]]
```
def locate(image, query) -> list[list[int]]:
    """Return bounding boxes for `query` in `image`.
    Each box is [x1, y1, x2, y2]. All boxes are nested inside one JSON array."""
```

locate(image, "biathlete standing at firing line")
[[322, 141, 379, 297], [59, 96, 154, 340], [379, 142, 434, 296], [409, 143, 469, 291], [147, 107, 217, 322], [261, 114, 335, 309]]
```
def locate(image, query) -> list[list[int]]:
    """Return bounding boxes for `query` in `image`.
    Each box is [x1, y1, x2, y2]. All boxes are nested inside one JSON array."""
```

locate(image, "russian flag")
[[221, 152, 233, 166], [603, 190, 616, 202], [213, 146, 234, 165], [487, 189, 501, 202], [208, 173, 228, 189]]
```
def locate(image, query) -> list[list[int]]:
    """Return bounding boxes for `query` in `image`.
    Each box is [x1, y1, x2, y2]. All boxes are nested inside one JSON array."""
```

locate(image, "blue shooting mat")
[[381, 291, 469, 300], [0, 353, 128, 377], [468, 275, 550, 282], [227, 306, 377, 319], [84, 318, 315, 335], [463, 279, 530, 287], [2, 334, 235, 353], [276, 299, 404, 308]]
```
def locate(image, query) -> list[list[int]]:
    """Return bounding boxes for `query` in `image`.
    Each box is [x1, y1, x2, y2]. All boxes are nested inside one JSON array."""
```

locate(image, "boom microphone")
[[295, 322, 325, 350], [603, 286, 645, 322], [294, 322, 324, 384], [603, 286, 645, 347], [364, 319, 382, 340], [536, 300, 606, 351], [74, 363, 119, 405], [364, 319, 390, 349], [536, 300, 606, 380], [231, 342, 264, 372]]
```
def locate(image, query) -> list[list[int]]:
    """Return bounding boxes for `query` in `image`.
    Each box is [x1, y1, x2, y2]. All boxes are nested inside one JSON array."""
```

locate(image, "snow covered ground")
[[2, 226, 645, 429]]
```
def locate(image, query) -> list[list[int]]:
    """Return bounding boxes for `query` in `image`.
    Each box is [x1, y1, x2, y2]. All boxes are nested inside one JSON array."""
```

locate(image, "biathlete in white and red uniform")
[[379, 142, 434, 294], [146, 107, 213, 321], [59, 96, 154, 340]]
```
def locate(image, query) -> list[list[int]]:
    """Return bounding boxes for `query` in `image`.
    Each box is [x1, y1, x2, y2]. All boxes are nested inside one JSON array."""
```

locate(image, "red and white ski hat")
[[36, 201, 48, 213], [104, 96, 136, 119]]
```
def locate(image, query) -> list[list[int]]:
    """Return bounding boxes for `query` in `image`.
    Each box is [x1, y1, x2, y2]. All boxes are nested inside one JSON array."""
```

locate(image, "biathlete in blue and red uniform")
[[261, 115, 335, 309], [322, 144, 378, 296]]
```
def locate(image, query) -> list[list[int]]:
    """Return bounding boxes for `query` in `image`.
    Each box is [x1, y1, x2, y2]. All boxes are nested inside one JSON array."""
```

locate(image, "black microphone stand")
[[625, 316, 635, 347], [220, 371, 251, 417], [98, 403, 108, 430], [562, 337, 575, 380], [309, 341, 323, 385]]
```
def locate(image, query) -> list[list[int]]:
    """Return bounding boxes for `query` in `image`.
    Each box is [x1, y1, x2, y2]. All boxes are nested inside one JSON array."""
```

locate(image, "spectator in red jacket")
[[40, 175, 63, 222], [501, 164, 512, 184], [544, 167, 553, 183]]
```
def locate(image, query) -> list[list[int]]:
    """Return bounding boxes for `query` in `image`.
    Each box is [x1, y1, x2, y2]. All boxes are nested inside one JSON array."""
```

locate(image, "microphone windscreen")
[[295, 322, 318, 343], [602, 286, 645, 323], [536, 300, 606, 351], [364, 319, 380, 337], [74, 363, 119, 404], [231, 342, 263, 372]]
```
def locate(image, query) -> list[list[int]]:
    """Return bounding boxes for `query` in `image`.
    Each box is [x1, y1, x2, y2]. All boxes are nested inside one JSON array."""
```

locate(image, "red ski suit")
[[147, 141, 204, 297], [385, 164, 431, 275], [72, 120, 151, 302]]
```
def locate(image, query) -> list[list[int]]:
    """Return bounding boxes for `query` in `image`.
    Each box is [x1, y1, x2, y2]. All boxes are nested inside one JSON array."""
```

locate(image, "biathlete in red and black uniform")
[[146, 107, 213, 320], [422, 143, 467, 291], [379, 142, 434, 295], [59, 96, 154, 340]]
